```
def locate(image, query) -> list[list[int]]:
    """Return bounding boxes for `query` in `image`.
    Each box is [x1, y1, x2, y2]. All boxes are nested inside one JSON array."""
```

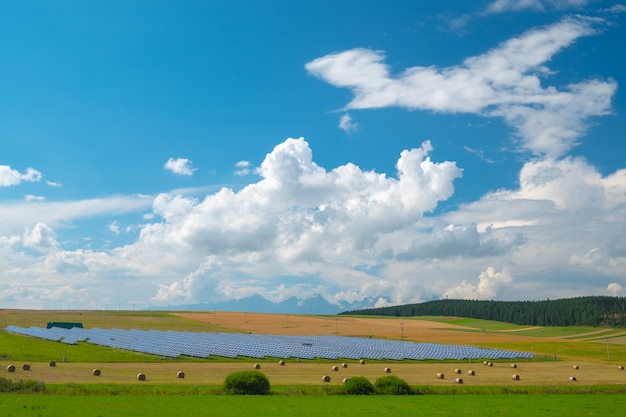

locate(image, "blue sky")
[[2, 0, 625, 310]]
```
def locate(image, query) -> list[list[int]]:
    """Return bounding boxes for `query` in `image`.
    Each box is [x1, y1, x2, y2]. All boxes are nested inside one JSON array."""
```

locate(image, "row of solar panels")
[[5, 325, 533, 361]]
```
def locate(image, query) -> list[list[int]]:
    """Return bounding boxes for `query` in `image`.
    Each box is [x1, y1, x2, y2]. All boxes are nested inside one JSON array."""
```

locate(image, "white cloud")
[[0, 195, 153, 235], [339, 113, 358, 132], [234, 160, 252, 176], [484, 0, 590, 14], [23, 223, 58, 252], [305, 16, 616, 157], [608, 283, 622, 295], [0, 165, 42, 186], [445, 267, 513, 300], [164, 157, 196, 176], [108, 221, 121, 235]]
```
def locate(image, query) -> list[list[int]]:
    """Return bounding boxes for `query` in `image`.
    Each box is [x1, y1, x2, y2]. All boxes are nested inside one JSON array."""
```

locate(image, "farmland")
[[1, 309, 626, 416]]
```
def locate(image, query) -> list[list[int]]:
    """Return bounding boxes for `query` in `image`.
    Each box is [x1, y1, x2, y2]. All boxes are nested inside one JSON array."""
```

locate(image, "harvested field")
[[2, 359, 625, 386]]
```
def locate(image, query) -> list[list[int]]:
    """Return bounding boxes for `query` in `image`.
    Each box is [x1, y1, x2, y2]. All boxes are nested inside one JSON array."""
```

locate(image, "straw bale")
[[436, 372, 445, 379], [511, 363, 517, 368], [49, 361, 56, 367], [512, 374, 520, 380], [6, 365, 16, 373], [332, 365, 339, 371], [22, 364, 31, 371], [92, 369, 101, 376], [342, 377, 350, 384], [253, 363, 261, 369], [359, 359, 365, 365], [454, 368, 461, 374], [467, 370, 475, 376], [573, 365, 579, 370], [341, 363, 348, 368], [455, 378, 463, 384], [278, 360, 285, 366], [177, 371, 185, 378], [322, 375, 331, 382], [569, 376, 577, 381], [619, 365, 624, 371], [384, 367, 391, 373], [137, 373, 146, 381]]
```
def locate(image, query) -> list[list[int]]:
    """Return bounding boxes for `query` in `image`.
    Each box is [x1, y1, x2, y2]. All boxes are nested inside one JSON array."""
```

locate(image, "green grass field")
[[2, 393, 625, 417]]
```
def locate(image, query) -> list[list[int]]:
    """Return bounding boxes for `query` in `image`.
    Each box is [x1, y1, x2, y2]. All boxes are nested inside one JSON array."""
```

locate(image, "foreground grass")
[[2, 393, 626, 417]]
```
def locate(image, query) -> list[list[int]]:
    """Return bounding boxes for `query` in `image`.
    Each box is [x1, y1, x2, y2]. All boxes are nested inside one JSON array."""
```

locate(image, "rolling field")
[[2, 309, 626, 387], [2, 309, 626, 416]]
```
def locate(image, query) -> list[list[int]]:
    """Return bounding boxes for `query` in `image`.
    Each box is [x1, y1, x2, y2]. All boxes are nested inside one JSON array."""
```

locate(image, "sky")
[[1, 0, 626, 310]]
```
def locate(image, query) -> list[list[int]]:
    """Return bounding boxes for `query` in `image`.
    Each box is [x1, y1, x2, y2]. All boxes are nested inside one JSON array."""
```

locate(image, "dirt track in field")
[[173, 311, 550, 345]]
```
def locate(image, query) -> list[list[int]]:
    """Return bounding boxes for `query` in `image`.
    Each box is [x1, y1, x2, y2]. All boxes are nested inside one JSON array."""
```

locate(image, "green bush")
[[343, 376, 375, 395], [0, 377, 46, 393], [223, 370, 270, 395], [374, 375, 413, 395]]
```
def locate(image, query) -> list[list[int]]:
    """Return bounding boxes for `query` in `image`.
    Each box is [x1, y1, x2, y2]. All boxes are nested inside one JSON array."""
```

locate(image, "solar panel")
[[4, 325, 534, 361]]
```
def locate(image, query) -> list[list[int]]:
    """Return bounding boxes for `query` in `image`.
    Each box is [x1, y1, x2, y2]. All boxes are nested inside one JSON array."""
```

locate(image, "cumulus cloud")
[[305, 16, 616, 157], [445, 267, 513, 300], [164, 157, 196, 176], [607, 283, 622, 295], [143, 137, 461, 302], [23, 223, 58, 252], [0, 165, 42, 186], [396, 223, 525, 261]]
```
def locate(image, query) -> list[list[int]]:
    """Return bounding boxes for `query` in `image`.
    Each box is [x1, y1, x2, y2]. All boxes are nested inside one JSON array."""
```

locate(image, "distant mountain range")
[[157, 294, 387, 315]]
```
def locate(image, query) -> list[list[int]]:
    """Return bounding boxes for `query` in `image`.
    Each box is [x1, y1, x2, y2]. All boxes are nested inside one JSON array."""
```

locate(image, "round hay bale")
[[359, 359, 365, 365], [512, 374, 520, 381], [7, 365, 16, 373], [454, 368, 461, 374], [511, 363, 517, 368], [384, 367, 391, 373], [177, 371, 185, 378], [331, 365, 339, 371], [22, 364, 31, 371], [253, 363, 261, 369], [137, 373, 146, 381], [455, 378, 463, 384], [483, 361, 488, 365], [342, 377, 350, 384], [618, 365, 624, 371], [322, 375, 331, 382], [436, 372, 445, 379], [341, 363, 348, 368], [92, 369, 101, 376], [569, 376, 577, 381], [467, 370, 476, 376], [278, 360, 285, 366], [487, 362, 493, 367], [573, 365, 579, 370], [49, 361, 56, 367]]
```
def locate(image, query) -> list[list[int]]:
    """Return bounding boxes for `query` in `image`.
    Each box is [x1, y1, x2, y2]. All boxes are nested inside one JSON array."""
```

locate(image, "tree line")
[[340, 296, 626, 327]]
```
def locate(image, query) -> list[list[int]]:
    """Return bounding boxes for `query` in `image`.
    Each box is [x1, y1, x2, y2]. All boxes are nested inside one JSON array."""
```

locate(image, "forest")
[[340, 296, 626, 327]]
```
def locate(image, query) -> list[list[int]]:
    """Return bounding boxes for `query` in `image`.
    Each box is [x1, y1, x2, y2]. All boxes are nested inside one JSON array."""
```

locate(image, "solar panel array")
[[4, 325, 533, 361]]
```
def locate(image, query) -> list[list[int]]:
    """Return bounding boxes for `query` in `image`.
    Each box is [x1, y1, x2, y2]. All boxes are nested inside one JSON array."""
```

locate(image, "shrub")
[[374, 375, 413, 395], [0, 377, 45, 393], [223, 370, 270, 395], [343, 376, 374, 395]]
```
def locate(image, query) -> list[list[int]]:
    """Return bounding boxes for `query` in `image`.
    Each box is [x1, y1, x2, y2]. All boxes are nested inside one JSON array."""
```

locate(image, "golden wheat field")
[[2, 309, 626, 387]]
